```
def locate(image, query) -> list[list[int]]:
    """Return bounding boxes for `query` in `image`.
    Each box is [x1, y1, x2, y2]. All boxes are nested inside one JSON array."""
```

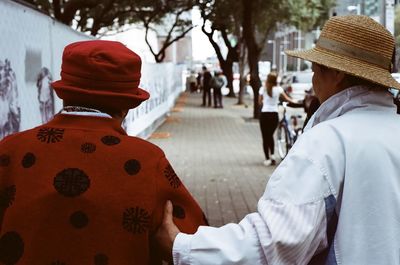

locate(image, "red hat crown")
[[52, 40, 150, 110]]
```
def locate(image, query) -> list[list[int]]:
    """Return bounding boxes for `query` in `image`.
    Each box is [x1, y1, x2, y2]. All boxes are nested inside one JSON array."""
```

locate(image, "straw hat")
[[52, 40, 150, 110], [285, 15, 400, 90]]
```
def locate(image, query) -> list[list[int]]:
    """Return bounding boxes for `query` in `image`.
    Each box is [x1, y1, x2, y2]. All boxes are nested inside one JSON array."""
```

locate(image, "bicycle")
[[276, 102, 304, 159]]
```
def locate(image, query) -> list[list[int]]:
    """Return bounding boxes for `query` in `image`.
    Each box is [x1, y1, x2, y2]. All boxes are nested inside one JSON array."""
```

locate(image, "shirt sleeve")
[[277, 86, 284, 94], [152, 156, 208, 235], [259, 86, 265, 95], [173, 150, 335, 265]]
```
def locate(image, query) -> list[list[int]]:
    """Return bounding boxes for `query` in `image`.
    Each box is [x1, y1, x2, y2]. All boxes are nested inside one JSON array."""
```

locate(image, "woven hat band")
[[317, 36, 391, 70]]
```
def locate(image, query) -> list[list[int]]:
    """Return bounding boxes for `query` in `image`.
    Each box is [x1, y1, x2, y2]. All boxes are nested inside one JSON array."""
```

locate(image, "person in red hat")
[[0, 40, 207, 264]]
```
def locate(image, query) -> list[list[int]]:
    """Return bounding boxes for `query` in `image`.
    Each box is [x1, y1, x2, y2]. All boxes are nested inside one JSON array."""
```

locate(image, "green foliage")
[[20, 0, 196, 62], [301, 62, 310, 70], [20, 0, 195, 37], [313, 0, 336, 28], [288, 0, 336, 31]]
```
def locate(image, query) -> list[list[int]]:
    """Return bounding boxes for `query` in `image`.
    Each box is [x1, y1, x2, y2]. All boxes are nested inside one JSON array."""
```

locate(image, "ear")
[[335, 70, 346, 86]]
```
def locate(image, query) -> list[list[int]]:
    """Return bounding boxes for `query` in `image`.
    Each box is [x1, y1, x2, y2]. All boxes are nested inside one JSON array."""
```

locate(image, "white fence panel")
[[0, 0, 183, 140]]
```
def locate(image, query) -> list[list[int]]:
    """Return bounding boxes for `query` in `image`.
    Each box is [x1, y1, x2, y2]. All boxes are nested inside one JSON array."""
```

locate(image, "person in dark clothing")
[[211, 70, 227, 108], [286, 88, 320, 131], [201, 66, 212, 107], [302, 88, 320, 129]]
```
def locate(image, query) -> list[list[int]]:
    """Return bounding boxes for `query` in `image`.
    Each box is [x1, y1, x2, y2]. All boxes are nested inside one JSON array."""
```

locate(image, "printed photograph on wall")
[[36, 67, 54, 123], [0, 59, 21, 139]]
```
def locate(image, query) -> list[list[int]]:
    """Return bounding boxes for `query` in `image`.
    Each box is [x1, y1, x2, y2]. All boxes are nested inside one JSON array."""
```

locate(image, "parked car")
[[390, 73, 400, 113], [281, 71, 313, 101], [388, 73, 400, 97], [392, 73, 400, 82]]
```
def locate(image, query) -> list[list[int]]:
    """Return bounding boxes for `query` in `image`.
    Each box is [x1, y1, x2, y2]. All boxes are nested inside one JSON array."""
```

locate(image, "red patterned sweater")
[[0, 114, 207, 265]]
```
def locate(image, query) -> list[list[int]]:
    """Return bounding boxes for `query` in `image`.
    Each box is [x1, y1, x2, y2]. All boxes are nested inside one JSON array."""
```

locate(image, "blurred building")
[[158, 34, 192, 64], [266, 0, 396, 74], [333, 0, 395, 33]]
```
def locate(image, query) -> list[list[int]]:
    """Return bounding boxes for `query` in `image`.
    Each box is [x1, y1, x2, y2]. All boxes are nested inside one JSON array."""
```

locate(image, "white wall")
[[0, 0, 183, 140], [124, 63, 184, 137]]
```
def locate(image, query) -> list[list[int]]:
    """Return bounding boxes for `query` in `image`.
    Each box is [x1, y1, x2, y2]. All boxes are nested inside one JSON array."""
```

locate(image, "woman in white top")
[[258, 72, 296, 166]]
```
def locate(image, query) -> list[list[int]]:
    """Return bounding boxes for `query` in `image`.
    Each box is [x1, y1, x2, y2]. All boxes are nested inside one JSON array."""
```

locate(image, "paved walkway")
[[149, 92, 278, 226]]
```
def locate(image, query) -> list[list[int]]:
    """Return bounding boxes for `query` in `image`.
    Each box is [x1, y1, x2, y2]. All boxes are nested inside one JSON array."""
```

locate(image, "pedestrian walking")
[[0, 40, 207, 264], [211, 70, 227, 108], [302, 88, 320, 129], [201, 66, 212, 107], [189, 70, 198, 93], [259, 72, 297, 166], [155, 15, 400, 264]]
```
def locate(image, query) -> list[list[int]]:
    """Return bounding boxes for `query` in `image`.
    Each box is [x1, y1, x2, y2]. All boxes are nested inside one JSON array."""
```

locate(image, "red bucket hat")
[[52, 40, 150, 110]]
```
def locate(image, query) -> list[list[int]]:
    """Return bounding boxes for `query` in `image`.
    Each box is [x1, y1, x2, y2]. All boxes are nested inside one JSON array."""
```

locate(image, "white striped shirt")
[[173, 86, 400, 264]]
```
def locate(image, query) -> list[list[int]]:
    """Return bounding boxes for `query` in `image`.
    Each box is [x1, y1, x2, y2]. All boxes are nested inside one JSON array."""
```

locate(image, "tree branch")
[[52, 0, 61, 20], [201, 18, 225, 64], [61, 0, 97, 25], [144, 21, 159, 62], [90, 0, 116, 35]]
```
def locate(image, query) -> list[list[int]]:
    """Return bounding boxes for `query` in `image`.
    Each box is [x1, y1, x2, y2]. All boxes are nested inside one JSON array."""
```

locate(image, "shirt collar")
[[60, 111, 112, 118], [304, 85, 396, 131], [46, 114, 127, 135]]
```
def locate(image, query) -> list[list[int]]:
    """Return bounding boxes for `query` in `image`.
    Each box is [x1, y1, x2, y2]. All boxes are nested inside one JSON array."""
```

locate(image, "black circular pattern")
[[81, 142, 96, 154], [0, 185, 16, 211], [53, 168, 90, 197], [94, 253, 109, 265], [172, 205, 186, 219], [36, 127, 65, 143], [122, 207, 150, 234], [0, 154, 10, 167], [21, 152, 36, 168], [70, 211, 89, 229], [124, 160, 141, 175], [0, 231, 24, 265], [51, 261, 66, 265], [101, 136, 120, 146], [164, 164, 181, 188]]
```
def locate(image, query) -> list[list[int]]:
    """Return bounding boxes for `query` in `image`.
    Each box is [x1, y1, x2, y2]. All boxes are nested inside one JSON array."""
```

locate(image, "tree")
[[241, 0, 292, 118], [128, 0, 196, 63], [289, 0, 335, 32], [242, 0, 334, 118], [23, 0, 99, 26], [21, 0, 196, 63], [197, 0, 241, 97]]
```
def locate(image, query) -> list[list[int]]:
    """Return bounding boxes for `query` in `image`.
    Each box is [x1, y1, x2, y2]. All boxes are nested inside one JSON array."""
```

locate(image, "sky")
[[191, 8, 216, 61], [101, 8, 217, 63]]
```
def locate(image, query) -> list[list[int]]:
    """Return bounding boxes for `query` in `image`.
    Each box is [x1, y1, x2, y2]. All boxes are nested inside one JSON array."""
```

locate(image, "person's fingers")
[[154, 200, 180, 263], [162, 200, 180, 239], [163, 200, 174, 225]]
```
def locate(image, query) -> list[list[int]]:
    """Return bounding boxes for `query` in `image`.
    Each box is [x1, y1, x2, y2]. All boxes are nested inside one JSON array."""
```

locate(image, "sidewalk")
[[149, 92, 277, 226]]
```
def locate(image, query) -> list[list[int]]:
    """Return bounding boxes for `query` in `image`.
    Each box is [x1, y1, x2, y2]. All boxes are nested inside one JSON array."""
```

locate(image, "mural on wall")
[[0, 59, 21, 139], [36, 67, 54, 123]]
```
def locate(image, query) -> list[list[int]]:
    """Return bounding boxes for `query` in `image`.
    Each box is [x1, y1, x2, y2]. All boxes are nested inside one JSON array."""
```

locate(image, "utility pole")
[[385, 0, 395, 34], [296, 30, 302, 71], [268, 40, 276, 70]]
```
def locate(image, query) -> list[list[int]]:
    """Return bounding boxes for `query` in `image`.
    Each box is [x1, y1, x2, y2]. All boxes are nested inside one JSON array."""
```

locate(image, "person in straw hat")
[[0, 40, 207, 264], [155, 15, 400, 264]]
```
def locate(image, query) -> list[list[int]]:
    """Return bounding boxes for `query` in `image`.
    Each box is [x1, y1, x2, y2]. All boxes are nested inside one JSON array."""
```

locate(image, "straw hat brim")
[[285, 47, 400, 90]]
